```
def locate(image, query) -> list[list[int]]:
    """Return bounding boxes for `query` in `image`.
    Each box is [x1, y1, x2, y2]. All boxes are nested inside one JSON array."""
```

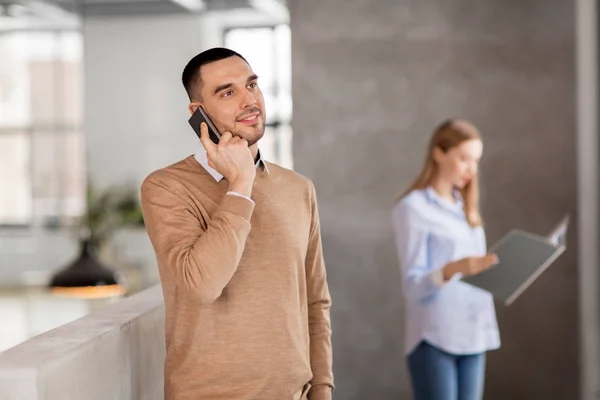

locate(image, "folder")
[[463, 215, 569, 305]]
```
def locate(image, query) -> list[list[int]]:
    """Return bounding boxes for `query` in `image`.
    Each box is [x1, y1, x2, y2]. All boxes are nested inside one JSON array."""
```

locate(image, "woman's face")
[[433, 139, 483, 189]]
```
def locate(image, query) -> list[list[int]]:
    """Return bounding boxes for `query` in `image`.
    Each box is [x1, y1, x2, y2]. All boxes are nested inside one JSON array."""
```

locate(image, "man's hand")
[[443, 254, 499, 281], [199, 122, 256, 197]]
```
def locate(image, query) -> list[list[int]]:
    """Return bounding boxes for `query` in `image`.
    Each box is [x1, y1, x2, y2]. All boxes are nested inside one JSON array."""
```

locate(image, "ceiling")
[[71, 0, 256, 17], [0, 0, 287, 28]]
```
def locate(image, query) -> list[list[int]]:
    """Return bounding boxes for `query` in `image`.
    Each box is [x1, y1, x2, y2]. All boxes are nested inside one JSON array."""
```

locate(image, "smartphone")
[[188, 106, 221, 144]]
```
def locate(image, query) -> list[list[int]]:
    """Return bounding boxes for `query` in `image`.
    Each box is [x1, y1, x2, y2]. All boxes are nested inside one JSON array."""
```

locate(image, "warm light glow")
[[50, 284, 125, 299]]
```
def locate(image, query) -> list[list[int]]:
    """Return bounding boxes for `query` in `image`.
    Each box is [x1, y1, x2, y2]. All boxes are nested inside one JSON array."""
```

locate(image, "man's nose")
[[240, 89, 257, 108]]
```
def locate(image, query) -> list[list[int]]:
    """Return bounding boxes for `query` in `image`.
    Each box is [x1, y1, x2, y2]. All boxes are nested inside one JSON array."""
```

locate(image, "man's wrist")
[[229, 177, 254, 197], [226, 191, 254, 204], [308, 384, 332, 400]]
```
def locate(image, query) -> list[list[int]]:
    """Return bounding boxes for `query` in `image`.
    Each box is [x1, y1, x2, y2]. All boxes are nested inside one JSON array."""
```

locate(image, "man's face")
[[191, 56, 266, 147]]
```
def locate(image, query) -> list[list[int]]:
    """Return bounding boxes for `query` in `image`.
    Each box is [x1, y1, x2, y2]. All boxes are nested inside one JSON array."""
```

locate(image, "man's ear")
[[188, 101, 201, 116]]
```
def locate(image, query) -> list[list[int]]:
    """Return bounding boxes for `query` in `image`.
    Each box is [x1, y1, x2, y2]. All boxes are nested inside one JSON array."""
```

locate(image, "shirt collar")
[[193, 144, 269, 182], [425, 186, 464, 213]]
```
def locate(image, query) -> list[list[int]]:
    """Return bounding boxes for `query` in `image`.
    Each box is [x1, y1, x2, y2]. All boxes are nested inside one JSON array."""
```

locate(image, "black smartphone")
[[188, 106, 221, 144]]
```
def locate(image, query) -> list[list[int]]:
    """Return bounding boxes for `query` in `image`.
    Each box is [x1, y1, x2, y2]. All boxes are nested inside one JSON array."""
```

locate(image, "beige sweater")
[[140, 155, 334, 400]]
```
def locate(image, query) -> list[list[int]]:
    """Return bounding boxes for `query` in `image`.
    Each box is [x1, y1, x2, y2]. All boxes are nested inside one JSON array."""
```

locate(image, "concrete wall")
[[0, 285, 165, 400], [290, 1, 578, 399]]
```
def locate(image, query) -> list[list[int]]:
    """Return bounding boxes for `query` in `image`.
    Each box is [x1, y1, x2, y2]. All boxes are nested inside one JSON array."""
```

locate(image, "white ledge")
[[0, 285, 165, 400]]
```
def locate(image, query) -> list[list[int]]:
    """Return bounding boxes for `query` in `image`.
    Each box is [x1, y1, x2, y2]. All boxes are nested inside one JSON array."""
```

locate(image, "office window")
[[224, 24, 293, 169], [0, 31, 85, 226]]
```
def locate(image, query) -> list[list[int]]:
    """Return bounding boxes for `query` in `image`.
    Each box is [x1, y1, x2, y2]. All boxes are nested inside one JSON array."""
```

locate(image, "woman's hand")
[[443, 254, 499, 281]]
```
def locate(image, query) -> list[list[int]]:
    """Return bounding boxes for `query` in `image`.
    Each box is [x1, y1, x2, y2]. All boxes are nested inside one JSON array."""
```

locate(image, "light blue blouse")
[[392, 187, 501, 355]]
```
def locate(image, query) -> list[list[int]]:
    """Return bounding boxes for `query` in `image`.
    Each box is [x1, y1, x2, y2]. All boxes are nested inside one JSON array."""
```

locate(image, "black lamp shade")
[[49, 239, 126, 299]]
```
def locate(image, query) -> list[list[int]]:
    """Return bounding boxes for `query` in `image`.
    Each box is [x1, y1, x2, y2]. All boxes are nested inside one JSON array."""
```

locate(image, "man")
[[140, 47, 334, 400]]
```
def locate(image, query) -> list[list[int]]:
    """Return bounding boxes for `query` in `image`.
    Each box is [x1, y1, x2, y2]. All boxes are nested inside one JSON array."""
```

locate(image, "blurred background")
[[0, 0, 597, 399]]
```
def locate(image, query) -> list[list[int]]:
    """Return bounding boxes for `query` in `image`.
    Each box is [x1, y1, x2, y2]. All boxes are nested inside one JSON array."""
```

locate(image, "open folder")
[[463, 215, 569, 306]]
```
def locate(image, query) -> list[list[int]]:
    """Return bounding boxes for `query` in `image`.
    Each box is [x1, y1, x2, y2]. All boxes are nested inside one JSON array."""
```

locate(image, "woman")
[[392, 119, 501, 400]]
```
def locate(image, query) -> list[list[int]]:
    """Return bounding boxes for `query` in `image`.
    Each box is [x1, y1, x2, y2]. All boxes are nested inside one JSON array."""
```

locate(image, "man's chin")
[[246, 133, 264, 147], [239, 127, 265, 146]]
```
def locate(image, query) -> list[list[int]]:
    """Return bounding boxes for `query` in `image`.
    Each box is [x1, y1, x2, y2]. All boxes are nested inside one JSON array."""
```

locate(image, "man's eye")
[[248, 82, 256, 89], [223, 90, 233, 97]]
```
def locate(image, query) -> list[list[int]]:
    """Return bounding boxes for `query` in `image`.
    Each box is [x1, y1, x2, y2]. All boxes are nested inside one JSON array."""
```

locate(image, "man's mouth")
[[237, 111, 261, 125]]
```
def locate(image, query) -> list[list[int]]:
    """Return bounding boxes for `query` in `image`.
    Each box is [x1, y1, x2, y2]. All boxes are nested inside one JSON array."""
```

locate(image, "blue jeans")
[[407, 341, 486, 400]]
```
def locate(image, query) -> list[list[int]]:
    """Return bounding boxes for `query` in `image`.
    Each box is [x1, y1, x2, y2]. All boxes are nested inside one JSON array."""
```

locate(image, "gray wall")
[[290, 1, 578, 399]]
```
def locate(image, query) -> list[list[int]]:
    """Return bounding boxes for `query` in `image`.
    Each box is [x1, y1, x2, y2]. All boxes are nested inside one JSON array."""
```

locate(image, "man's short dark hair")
[[182, 47, 248, 101]]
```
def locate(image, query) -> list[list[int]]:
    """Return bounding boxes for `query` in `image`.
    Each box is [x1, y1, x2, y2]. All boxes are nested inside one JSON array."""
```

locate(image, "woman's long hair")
[[400, 119, 483, 227]]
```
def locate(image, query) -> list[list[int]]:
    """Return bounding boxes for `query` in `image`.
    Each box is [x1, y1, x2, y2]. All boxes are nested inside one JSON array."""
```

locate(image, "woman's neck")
[[429, 177, 455, 203]]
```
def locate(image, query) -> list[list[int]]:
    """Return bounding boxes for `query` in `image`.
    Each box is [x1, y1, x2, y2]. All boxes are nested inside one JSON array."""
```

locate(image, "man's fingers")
[[207, 157, 217, 170], [199, 122, 216, 152], [219, 131, 233, 146], [229, 137, 249, 150]]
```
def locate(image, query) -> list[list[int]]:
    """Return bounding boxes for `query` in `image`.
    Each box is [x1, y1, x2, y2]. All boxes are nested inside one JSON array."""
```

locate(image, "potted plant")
[[48, 183, 144, 298], [82, 184, 145, 252]]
